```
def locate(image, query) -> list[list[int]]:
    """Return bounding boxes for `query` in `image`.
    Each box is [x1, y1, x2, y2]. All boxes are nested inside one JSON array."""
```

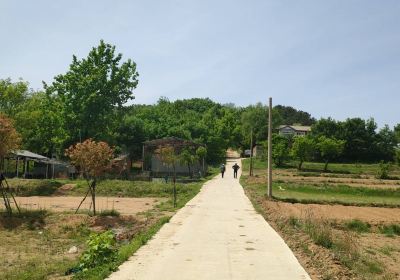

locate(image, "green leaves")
[[78, 230, 116, 270], [45, 40, 139, 144], [290, 136, 316, 170], [0, 78, 29, 117]]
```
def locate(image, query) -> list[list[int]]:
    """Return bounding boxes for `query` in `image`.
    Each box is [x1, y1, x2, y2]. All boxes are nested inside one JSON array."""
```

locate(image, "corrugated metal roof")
[[11, 150, 49, 160]]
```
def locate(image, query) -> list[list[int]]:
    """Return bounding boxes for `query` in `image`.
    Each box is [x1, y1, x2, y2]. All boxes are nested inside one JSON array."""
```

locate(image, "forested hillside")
[[1, 41, 399, 164]]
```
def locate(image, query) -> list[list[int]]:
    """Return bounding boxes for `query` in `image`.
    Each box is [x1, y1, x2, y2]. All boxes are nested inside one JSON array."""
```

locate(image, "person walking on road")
[[232, 163, 240, 179], [220, 164, 226, 178]]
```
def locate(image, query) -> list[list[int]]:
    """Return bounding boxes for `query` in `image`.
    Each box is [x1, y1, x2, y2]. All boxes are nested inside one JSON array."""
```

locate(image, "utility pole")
[[267, 97, 273, 198], [249, 128, 254, 176], [142, 145, 145, 172]]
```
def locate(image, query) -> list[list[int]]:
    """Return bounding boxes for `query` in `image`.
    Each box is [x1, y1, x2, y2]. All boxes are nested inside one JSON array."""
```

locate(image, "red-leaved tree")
[[65, 139, 114, 215], [0, 113, 21, 215]]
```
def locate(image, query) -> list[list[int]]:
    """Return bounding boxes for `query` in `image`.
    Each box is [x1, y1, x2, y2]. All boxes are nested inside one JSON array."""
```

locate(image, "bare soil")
[[265, 200, 400, 223], [252, 169, 400, 189], [2, 196, 166, 215], [248, 194, 400, 279]]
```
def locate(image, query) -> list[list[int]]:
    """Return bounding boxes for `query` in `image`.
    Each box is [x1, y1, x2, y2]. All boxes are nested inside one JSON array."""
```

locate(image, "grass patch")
[[242, 158, 400, 176], [99, 209, 120, 217], [303, 216, 334, 249], [244, 177, 400, 207], [378, 245, 395, 256], [73, 216, 171, 280], [7, 166, 220, 199], [7, 178, 63, 196], [344, 219, 371, 233], [378, 224, 400, 237], [0, 212, 92, 280]]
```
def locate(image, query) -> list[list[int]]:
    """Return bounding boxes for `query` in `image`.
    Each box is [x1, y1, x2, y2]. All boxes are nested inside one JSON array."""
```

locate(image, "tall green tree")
[[290, 136, 315, 170], [240, 103, 281, 149], [14, 92, 66, 156], [271, 134, 290, 167], [316, 136, 345, 171], [311, 118, 341, 139], [44, 40, 139, 145], [394, 124, 400, 144], [0, 78, 29, 118], [376, 125, 397, 162], [116, 114, 146, 163], [274, 105, 316, 126], [179, 148, 197, 178], [196, 146, 207, 174]]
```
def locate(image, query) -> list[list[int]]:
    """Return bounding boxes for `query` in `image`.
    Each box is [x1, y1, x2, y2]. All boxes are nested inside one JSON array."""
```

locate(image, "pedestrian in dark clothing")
[[220, 164, 226, 178], [232, 163, 240, 178]]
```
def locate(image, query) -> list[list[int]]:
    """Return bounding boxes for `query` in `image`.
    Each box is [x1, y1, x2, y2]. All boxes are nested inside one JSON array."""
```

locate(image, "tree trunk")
[[188, 164, 192, 178], [324, 160, 329, 172], [298, 160, 303, 170], [91, 180, 96, 216]]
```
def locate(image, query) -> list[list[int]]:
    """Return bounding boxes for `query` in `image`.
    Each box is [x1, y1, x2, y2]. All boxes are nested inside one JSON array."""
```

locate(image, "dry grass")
[[0, 210, 150, 280]]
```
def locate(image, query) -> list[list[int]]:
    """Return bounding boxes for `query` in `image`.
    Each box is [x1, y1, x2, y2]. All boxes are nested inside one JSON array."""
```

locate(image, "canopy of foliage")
[[65, 139, 114, 178], [0, 113, 21, 158], [1, 41, 398, 166]]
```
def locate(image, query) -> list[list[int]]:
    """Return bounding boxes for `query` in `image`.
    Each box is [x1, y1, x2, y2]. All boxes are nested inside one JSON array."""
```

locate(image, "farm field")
[[0, 176, 212, 280], [241, 158, 400, 280]]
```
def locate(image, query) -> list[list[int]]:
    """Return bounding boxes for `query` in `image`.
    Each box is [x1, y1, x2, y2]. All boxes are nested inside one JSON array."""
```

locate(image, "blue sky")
[[0, 0, 399, 127]]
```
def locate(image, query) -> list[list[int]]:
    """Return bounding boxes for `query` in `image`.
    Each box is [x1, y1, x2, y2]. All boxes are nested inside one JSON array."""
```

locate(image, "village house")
[[142, 137, 207, 177], [278, 125, 312, 136]]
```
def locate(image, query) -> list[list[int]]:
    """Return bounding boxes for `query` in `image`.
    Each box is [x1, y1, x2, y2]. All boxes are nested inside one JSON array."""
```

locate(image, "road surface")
[[108, 159, 310, 280]]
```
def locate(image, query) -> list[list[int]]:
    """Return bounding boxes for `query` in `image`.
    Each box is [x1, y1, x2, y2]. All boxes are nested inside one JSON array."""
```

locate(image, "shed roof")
[[278, 125, 311, 132], [11, 150, 49, 160]]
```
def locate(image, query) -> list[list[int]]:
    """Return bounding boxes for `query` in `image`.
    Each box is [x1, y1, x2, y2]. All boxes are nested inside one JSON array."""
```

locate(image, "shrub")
[[345, 219, 371, 233], [78, 230, 116, 270], [379, 224, 400, 237], [99, 209, 120, 217], [376, 161, 391, 179]]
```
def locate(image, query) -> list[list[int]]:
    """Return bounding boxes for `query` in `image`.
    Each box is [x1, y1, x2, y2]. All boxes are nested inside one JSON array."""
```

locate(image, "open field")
[[1, 196, 165, 215], [0, 174, 215, 280], [243, 159, 400, 177], [241, 158, 400, 280], [243, 159, 400, 207]]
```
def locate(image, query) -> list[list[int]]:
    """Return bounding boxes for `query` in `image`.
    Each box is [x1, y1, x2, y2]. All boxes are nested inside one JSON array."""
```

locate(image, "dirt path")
[[2, 196, 164, 215], [108, 159, 310, 280]]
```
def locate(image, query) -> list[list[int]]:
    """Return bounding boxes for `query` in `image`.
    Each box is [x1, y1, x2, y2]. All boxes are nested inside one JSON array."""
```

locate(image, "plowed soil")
[[265, 200, 400, 223]]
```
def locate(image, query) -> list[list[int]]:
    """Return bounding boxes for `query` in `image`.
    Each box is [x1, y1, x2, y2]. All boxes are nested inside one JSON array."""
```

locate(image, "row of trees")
[[0, 40, 315, 164], [1, 40, 399, 167], [311, 118, 400, 162], [270, 134, 345, 171]]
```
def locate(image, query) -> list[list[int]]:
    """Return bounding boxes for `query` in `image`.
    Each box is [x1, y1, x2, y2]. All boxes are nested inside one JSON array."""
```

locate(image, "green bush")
[[379, 224, 400, 237], [99, 209, 120, 217], [376, 161, 391, 179], [78, 230, 116, 270], [345, 219, 371, 233]]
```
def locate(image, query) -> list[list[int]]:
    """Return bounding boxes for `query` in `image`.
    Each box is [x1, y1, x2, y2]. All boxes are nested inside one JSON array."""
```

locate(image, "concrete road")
[[108, 159, 310, 280]]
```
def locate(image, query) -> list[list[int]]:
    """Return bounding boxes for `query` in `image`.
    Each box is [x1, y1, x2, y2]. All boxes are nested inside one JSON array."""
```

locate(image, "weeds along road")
[[108, 159, 310, 280]]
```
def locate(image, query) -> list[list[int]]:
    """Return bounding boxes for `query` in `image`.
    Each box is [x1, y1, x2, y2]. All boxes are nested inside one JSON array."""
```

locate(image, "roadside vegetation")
[[242, 158, 400, 279], [0, 169, 218, 280]]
